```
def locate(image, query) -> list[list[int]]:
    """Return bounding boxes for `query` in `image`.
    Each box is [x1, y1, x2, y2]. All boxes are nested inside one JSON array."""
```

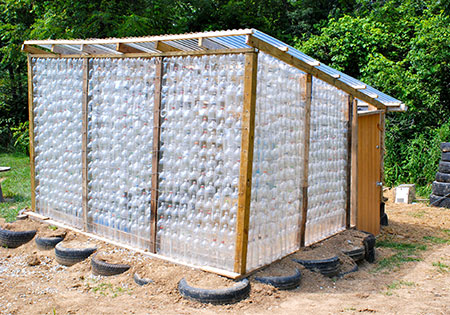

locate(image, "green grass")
[[384, 280, 415, 296], [423, 236, 450, 244], [432, 261, 450, 273], [374, 240, 427, 272], [0, 152, 31, 222], [85, 279, 132, 298]]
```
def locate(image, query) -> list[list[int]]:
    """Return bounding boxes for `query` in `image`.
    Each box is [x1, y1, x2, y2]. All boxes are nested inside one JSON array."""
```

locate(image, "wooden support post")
[[380, 111, 386, 202], [299, 74, 313, 247], [81, 58, 90, 231], [234, 52, 258, 274], [350, 99, 359, 227], [28, 56, 36, 212], [346, 95, 354, 228], [150, 57, 164, 253]]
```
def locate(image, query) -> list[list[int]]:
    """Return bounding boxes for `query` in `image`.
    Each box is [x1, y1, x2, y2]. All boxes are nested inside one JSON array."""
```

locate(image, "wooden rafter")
[[116, 43, 146, 53], [155, 41, 181, 52], [22, 44, 54, 55]]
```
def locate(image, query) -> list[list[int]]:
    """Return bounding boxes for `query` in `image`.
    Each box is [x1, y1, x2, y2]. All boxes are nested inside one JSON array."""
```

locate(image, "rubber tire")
[[363, 233, 376, 263], [442, 152, 450, 162], [0, 229, 36, 248], [254, 268, 301, 290], [91, 253, 131, 276], [440, 142, 450, 152], [432, 181, 450, 196], [55, 243, 97, 266], [438, 161, 450, 174], [133, 273, 153, 286], [430, 194, 450, 208], [342, 246, 365, 263], [35, 236, 64, 250], [338, 264, 359, 278], [292, 256, 340, 269], [178, 278, 250, 304], [435, 172, 450, 183]]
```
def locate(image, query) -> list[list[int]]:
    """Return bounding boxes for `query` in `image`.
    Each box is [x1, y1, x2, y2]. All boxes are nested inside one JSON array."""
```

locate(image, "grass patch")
[[384, 280, 415, 295], [432, 261, 450, 273], [375, 240, 427, 272], [443, 229, 450, 236], [0, 152, 31, 222], [407, 210, 425, 218], [85, 278, 132, 298], [423, 236, 450, 244]]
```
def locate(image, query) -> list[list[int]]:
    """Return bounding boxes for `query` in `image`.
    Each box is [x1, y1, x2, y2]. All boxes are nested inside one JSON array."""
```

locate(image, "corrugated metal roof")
[[22, 28, 405, 111]]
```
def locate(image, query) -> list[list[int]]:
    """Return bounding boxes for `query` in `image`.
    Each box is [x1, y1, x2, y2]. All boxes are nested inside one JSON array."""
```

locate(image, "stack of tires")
[[430, 142, 450, 208]]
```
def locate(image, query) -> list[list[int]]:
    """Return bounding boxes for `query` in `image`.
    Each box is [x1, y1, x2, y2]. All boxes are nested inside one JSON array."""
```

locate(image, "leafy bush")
[[11, 121, 29, 155]]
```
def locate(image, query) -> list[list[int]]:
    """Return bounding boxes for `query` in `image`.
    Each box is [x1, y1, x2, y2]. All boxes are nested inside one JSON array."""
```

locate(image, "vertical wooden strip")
[[81, 58, 90, 231], [27, 56, 36, 212], [234, 52, 258, 274], [380, 111, 386, 202], [350, 99, 359, 227], [299, 74, 312, 247], [150, 57, 164, 253], [345, 95, 354, 228]]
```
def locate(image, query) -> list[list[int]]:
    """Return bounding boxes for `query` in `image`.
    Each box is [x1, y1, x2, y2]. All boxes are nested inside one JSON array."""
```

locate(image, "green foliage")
[[0, 152, 31, 222], [375, 239, 427, 272], [11, 121, 29, 154]]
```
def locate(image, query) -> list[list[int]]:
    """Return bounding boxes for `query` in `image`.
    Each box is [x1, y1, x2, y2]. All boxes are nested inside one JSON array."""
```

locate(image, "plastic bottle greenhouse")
[[23, 29, 405, 276]]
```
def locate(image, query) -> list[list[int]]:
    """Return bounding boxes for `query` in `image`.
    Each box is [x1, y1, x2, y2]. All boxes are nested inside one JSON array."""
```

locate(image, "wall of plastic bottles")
[[156, 54, 245, 270], [247, 53, 306, 271], [86, 58, 156, 249], [33, 58, 84, 229], [31, 53, 350, 273], [305, 78, 348, 246]]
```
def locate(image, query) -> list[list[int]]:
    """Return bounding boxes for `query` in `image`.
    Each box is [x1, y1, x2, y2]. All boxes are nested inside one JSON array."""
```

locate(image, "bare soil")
[[0, 189, 449, 314]]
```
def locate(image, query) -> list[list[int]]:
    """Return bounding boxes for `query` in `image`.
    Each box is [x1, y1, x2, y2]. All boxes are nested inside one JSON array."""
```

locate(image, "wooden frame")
[[350, 99, 359, 227], [81, 59, 90, 231], [150, 57, 164, 253], [27, 56, 36, 212], [299, 74, 313, 247], [234, 52, 258, 274], [346, 95, 354, 228]]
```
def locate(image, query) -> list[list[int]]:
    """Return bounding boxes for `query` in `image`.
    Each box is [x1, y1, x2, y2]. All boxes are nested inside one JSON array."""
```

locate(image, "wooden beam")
[[155, 41, 181, 52], [28, 56, 36, 212], [350, 99, 359, 227], [23, 29, 254, 46], [299, 74, 313, 247], [24, 48, 256, 59], [22, 44, 54, 55], [234, 52, 258, 274], [245, 35, 387, 111], [51, 44, 86, 55], [150, 57, 164, 253], [81, 58, 90, 232], [116, 43, 146, 53], [197, 37, 228, 50], [346, 94, 354, 228]]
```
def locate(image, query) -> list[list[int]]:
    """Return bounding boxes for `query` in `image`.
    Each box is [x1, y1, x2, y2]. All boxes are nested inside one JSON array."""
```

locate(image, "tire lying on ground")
[[442, 152, 450, 162], [133, 273, 153, 286], [438, 161, 450, 174], [35, 235, 65, 250], [435, 172, 450, 183], [55, 243, 97, 266], [254, 268, 302, 290], [342, 246, 365, 263], [178, 278, 250, 304], [293, 256, 340, 277], [432, 181, 450, 196], [0, 228, 36, 248], [91, 253, 131, 276], [440, 142, 450, 152], [430, 194, 450, 208]]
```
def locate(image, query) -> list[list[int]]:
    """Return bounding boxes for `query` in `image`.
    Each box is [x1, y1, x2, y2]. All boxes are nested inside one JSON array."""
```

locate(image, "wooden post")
[[350, 99, 359, 227], [234, 52, 258, 274], [346, 95, 354, 228], [150, 57, 164, 253], [81, 58, 90, 231], [299, 74, 313, 247], [380, 111, 386, 202], [27, 56, 36, 212]]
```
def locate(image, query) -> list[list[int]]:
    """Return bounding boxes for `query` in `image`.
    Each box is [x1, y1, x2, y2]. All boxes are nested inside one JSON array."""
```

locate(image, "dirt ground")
[[0, 189, 449, 315]]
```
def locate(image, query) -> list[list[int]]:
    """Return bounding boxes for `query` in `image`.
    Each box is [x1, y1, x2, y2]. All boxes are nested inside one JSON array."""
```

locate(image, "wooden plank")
[[24, 29, 254, 46], [346, 94, 354, 228], [299, 74, 313, 247], [81, 58, 89, 232], [245, 35, 387, 111], [380, 112, 386, 201], [150, 57, 164, 253], [155, 41, 182, 52], [116, 43, 146, 53], [234, 52, 258, 274], [81, 44, 122, 55], [51, 44, 86, 55], [357, 112, 381, 235], [26, 48, 255, 59], [27, 56, 36, 212], [350, 99, 358, 227], [357, 109, 384, 116], [22, 44, 54, 55]]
